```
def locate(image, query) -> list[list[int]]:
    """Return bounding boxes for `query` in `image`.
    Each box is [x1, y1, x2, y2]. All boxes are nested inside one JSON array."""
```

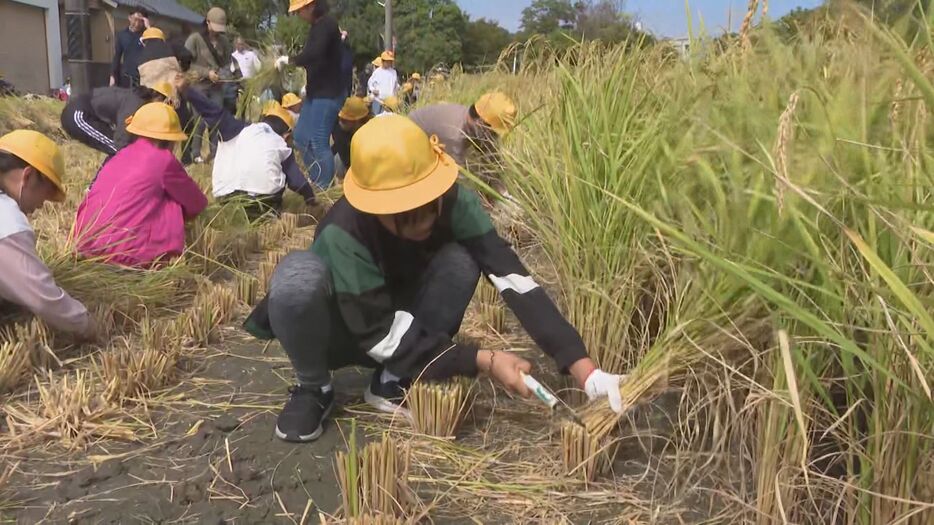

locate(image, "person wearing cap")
[[282, 93, 303, 121], [139, 26, 193, 88], [409, 92, 516, 169], [330, 96, 371, 179], [244, 115, 625, 442], [111, 8, 150, 87], [60, 83, 174, 156], [232, 37, 262, 80], [0, 130, 95, 339], [185, 6, 234, 163], [74, 103, 208, 268], [401, 81, 415, 106], [176, 79, 319, 220], [275, 0, 346, 190], [374, 95, 401, 117], [367, 50, 399, 116], [408, 73, 422, 104]]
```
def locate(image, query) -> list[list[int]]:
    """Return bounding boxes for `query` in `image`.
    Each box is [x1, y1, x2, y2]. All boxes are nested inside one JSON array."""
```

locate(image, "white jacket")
[[368, 67, 399, 102], [212, 123, 293, 198]]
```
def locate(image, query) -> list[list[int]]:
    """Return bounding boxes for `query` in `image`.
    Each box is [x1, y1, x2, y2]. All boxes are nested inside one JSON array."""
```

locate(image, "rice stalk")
[[739, 0, 760, 49], [772, 90, 799, 215], [184, 284, 238, 346], [0, 341, 31, 395], [336, 424, 412, 519], [237, 274, 260, 306], [407, 379, 473, 438]]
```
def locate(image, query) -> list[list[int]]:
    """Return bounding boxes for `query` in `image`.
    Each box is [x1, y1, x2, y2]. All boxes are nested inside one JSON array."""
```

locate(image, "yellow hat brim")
[[126, 126, 188, 142], [339, 109, 368, 121], [289, 0, 315, 13], [344, 153, 459, 215]]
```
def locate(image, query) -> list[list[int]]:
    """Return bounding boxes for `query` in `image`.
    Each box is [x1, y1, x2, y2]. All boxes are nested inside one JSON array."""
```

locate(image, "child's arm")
[[281, 153, 317, 204], [181, 85, 246, 142], [162, 159, 208, 220]]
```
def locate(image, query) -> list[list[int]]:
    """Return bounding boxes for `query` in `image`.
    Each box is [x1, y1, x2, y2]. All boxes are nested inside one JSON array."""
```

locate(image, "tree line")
[[180, 0, 652, 72]]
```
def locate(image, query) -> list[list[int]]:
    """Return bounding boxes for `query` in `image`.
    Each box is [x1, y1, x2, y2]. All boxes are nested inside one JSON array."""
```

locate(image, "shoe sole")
[[364, 387, 411, 419], [274, 401, 334, 443]]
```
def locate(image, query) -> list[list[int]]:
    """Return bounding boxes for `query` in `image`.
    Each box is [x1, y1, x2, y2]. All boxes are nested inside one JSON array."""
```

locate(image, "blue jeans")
[[294, 96, 344, 189], [371, 100, 383, 116]]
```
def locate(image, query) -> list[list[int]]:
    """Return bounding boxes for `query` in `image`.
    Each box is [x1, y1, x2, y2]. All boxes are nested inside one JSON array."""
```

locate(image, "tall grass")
[[437, 6, 933, 523]]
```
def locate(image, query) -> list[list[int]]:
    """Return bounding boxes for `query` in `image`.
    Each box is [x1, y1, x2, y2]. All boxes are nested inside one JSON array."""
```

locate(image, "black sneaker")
[[364, 370, 409, 415], [275, 385, 335, 443]]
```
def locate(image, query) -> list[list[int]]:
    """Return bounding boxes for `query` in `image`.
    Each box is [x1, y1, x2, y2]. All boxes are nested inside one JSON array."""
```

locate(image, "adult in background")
[[232, 37, 262, 80], [111, 7, 149, 87], [185, 6, 233, 164], [0, 131, 96, 340], [409, 92, 517, 191], [276, 0, 345, 189], [367, 51, 398, 116], [339, 30, 354, 98]]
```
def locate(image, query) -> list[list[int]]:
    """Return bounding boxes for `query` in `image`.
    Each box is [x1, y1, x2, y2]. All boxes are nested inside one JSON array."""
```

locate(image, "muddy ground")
[[4, 317, 694, 525]]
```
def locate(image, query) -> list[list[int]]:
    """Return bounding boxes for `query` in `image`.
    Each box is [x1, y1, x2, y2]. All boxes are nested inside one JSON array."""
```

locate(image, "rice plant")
[[336, 422, 412, 520], [407, 379, 473, 438]]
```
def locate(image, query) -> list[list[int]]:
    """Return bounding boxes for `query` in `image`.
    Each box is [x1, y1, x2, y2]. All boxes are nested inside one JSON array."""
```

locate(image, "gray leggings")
[[266, 243, 480, 387]]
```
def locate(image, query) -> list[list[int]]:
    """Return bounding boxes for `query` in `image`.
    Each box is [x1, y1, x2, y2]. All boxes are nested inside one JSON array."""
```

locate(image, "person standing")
[[232, 37, 262, 80], [367, 51, 399, 115], [0, 131, 96, 340], [110, 8, 149, 87], [185, 7, 233, 163], [276, 0, 345, 189]]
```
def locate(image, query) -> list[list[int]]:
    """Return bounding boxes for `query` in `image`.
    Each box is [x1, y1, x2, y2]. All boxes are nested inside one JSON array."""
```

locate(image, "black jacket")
[[290, 15, 344, 99], [112, 28, 145, 86]]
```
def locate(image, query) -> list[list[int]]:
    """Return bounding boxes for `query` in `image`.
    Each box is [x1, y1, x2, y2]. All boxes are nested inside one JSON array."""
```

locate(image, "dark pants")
[[219, 190, 284, 222], [190, 87, 224, 159], [266, 243, 480, 387], [61, 96, 118, 156]]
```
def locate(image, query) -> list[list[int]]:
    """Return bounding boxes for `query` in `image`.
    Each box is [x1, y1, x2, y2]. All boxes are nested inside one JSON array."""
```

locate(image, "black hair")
[[0, 150, 29, 174], [130, 8, 149, 17], [133, 85, 166, 103], [312, 0, 330, 18], [261, 115, 291, 136]]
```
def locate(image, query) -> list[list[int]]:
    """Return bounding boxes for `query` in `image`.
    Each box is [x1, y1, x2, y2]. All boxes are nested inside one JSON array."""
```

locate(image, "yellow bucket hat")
[[338, 97, 369, 121], [141, 27, 165, 41], [125, 103, 187, 142], [380, 50, 395, 62], [262, 101, 296, 131], [281, 93, 302, 110], [381, 96, 401, 113], [371, 56, 382, 67], [150, 81, 174, 99], [344, 115, 458, 215], [0, 130, 66, 201], [289, 0, 315, 13], [474, 92, 517, 136]]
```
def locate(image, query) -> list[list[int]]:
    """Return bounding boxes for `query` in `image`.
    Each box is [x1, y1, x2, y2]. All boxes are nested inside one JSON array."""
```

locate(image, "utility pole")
[[63, 0, 92, 95], [384, 0, 393, 51]]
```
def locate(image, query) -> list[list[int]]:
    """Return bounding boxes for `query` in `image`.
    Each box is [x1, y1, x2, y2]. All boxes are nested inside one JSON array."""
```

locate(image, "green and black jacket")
[[248, 183, 588, 380]]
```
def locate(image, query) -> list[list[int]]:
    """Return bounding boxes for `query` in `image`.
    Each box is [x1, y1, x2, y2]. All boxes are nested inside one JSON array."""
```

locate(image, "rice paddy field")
[[1, 5, 933, 524]]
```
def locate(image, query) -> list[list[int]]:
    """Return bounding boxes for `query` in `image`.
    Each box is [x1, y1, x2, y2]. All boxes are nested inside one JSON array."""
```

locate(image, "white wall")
[[10, 0, 63, 89]]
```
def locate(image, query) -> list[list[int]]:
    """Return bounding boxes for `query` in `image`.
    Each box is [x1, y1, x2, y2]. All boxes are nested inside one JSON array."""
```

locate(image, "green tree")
[[520, 0, 578, 37], [462, 18, 513, 66], [178, 0, 285, 39]]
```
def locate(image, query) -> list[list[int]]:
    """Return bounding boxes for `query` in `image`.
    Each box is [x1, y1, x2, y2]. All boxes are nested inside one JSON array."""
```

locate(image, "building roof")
[[113, 0, 204, 25]]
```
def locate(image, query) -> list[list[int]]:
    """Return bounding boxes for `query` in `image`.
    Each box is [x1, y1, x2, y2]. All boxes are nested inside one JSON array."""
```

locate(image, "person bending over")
[[60, 83, 173, 156], [74, 103, 207, 267], [0, 131, 96, 339], [330, 96, 370, 179], [244, 115, 624, 443], [178, 81, 318, 220]]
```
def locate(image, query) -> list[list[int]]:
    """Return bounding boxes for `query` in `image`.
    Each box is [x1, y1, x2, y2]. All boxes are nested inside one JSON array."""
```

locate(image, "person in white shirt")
[[231, 37, 262, 79], [367, 50, 399, 115]]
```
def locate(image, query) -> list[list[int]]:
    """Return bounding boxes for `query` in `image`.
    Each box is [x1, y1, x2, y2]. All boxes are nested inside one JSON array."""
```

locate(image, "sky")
[[457, 0, 826, 38]]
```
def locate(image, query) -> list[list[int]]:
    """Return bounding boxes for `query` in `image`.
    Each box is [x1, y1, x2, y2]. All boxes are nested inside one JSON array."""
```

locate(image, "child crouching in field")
[[245, 115, 624, 443], [74, 103, 208, 267], [0, 130, 96, 340], [178, 79, 319, 220]]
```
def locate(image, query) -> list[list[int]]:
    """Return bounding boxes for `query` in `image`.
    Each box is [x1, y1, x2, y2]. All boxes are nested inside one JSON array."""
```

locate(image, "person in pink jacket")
[[75, 102, 208, 267]]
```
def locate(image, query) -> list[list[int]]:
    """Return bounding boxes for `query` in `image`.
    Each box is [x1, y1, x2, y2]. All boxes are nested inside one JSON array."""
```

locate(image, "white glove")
[[275, 56, 290, 72], [584, 369, 625, 414]]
